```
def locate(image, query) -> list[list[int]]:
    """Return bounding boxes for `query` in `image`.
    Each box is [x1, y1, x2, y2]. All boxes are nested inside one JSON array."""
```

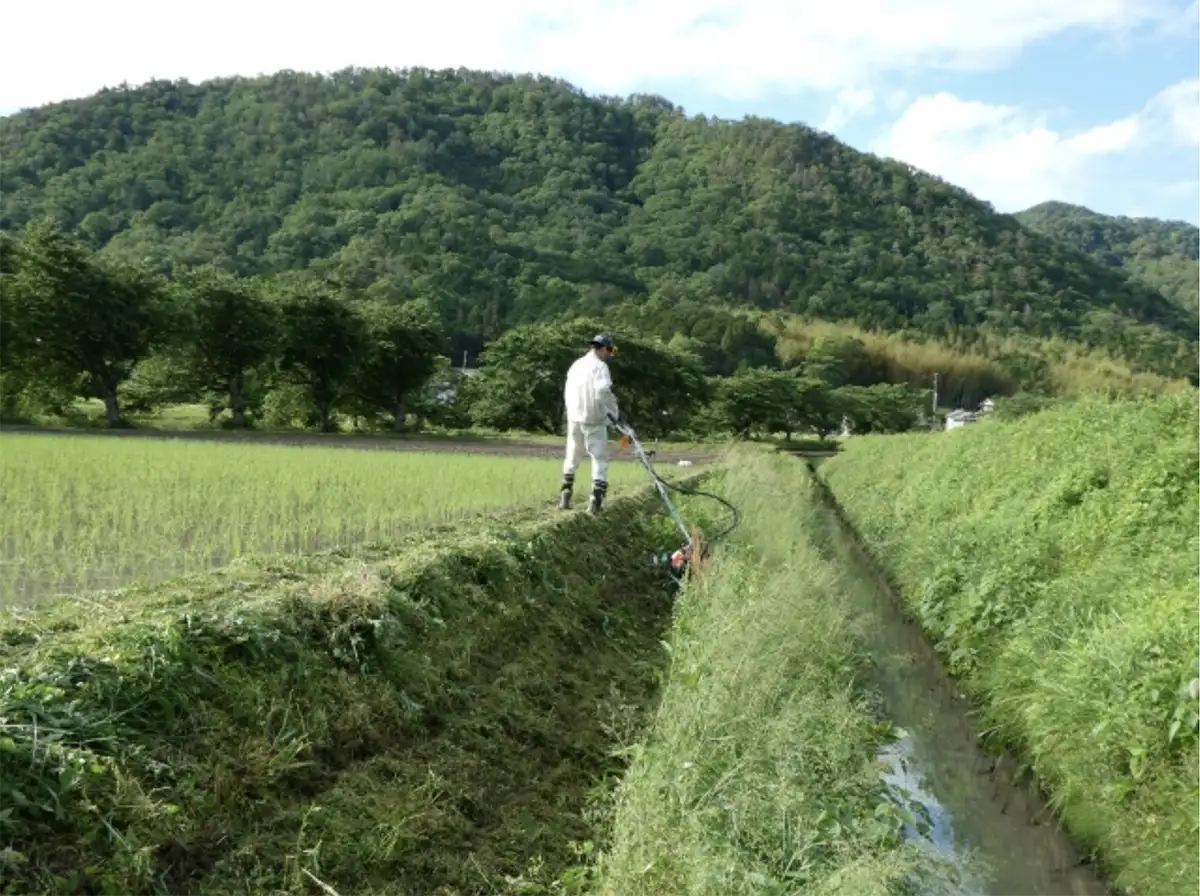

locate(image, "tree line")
[[459, 318, 933, 440], [1, 220, 939, 441], [2, 220, 443, 432]]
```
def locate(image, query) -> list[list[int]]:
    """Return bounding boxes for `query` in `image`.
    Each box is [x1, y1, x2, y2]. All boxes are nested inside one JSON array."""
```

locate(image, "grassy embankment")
[[0, 433, 650, 605], [591, 447, 961, 895], [819, 392, 1200, 896], [0, 486, 682, 895]]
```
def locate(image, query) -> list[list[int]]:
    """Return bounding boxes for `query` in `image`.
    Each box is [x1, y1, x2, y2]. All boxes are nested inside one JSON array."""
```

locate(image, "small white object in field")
[[677, 459, 693, 467]]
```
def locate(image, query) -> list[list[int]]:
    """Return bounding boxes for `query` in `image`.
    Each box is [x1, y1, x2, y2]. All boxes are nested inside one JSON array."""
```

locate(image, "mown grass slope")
[[0, 491, 678, 895], [592, 448, 961, 895], [820, 393, 1200, 896]]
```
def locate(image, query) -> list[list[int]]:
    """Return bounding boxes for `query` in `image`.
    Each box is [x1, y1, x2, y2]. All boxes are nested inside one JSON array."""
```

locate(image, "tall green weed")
[[593, 449, 954, 895]]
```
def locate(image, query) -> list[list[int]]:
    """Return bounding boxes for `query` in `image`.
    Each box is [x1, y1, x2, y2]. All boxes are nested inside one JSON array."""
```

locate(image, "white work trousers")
[[563, 420, 609, 484]]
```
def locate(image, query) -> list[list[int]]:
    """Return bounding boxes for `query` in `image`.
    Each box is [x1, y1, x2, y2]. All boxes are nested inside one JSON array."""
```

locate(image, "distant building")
[[430, 367, 480, 405], [944, 409, 980, 431], [942, 397, 999, 431]]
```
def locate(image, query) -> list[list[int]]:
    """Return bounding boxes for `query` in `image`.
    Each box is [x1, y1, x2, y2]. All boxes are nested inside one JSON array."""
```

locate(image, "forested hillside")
[[1016, 201, 1200, 316], [2, 67, 1196, 380]]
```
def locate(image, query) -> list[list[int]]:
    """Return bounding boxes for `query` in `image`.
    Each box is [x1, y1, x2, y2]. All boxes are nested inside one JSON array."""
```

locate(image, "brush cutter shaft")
[[610, 416, 692, 547]]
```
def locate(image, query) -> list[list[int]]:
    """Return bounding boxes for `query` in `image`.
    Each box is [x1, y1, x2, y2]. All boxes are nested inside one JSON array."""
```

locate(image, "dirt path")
[[0, 424, 722, 465]]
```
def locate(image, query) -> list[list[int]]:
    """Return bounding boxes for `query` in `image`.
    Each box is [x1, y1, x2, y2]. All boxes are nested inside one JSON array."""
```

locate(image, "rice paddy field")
[[0, 432, 648, 606]]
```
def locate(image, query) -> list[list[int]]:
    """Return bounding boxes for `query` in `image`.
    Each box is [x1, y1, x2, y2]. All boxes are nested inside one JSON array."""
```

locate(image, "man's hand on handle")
[[610, 413, 643, 453]]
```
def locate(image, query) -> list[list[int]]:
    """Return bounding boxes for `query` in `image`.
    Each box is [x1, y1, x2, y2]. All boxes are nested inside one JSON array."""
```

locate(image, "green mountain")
[[2, 68, 1196, 378], [1016, 200, 1200, 317]]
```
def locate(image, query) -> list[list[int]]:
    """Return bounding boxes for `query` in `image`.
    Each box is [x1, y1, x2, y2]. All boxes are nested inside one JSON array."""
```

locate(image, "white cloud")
[[1151, 0, 1200, 37], [0, 0, 1188, 110], [1066, 116, 1141, 155], [1162, 179, 1200, 198], [1141, 77, 1200, 144], [872, 78, 1200, 212], [819, 88, 878, 132], [817, 87, 911, 132]]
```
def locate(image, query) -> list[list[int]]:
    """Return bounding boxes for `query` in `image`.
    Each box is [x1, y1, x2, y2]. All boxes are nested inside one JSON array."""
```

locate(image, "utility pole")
[[932, 372, 939, 431]]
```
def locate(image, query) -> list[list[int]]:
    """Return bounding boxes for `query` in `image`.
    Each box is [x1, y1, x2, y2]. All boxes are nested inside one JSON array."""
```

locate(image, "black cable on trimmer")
[[609, 415, 741, 582]]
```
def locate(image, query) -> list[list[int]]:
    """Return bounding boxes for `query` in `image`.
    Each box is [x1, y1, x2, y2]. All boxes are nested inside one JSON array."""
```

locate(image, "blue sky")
[[3, 0, 1198, 223]]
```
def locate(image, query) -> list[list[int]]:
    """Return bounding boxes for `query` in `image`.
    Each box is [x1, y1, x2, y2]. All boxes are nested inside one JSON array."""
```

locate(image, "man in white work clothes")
[[559, 334, 620, 514]]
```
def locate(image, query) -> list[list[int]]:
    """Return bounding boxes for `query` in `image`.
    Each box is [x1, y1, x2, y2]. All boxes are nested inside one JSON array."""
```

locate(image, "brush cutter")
[[610, 414, 696, 579]]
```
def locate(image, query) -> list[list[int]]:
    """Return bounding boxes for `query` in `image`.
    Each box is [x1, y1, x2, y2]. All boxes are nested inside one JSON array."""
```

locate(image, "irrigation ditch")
[[801, 461, 1109, 896], [1, 450, 1119, 895]]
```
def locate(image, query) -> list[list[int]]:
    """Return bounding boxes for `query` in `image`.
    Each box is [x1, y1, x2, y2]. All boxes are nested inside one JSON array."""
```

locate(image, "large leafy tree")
[[4, 219, 168, 426], [174, 266, 278, 426], [351, 298, 446, 430], [711, 368, 849, 440], [466, 319, 708, 437], [797, 380, 845, 441], [466, 323, 576, 434], [836, 383, 931, 434], [585, 328, 709, 438], [271, 278, 366, 432], [712, 368, 801, 438]]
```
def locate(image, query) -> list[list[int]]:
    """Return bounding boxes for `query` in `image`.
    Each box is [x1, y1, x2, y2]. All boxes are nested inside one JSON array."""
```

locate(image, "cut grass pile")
[[0, 488, 679, 895], [591, 447, 961, 896], [0, 433, 646, 605], [820, 392, 1200, 896]]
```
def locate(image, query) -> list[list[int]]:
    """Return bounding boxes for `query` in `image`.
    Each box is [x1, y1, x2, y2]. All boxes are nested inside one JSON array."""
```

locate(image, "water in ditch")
[[807, 468, 1109, 896]]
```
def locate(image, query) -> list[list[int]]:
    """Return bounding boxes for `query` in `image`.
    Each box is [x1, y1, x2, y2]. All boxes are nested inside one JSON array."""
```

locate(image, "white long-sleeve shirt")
[[564, 350, 620, 425]]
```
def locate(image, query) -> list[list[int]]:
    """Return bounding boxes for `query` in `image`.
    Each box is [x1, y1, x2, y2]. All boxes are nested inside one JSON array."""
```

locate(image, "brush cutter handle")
[[608, 413, 692, 548], [608, 412, 633, 435], [609, 415, 636, 451], [611, 417, 639, 446]]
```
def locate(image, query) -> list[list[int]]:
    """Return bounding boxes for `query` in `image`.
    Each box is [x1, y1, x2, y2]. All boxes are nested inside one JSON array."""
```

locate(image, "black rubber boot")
[[588, 480, 608, 516], [558, 473, 575, 510]]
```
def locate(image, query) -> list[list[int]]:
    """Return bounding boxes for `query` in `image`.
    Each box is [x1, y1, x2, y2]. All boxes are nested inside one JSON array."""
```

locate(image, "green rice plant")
[[821, 391, 1200, 896], [0, 434, 646, 605]]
